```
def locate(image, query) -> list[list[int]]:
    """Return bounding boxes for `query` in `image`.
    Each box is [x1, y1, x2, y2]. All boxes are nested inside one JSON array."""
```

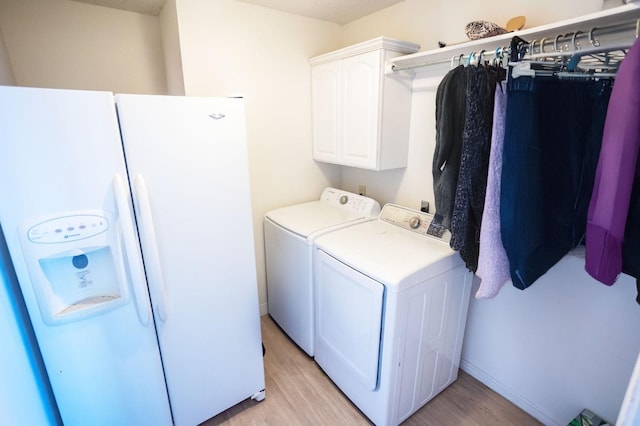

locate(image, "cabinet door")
[[311, 61, 341, 163], [341, 50, 381, 169]]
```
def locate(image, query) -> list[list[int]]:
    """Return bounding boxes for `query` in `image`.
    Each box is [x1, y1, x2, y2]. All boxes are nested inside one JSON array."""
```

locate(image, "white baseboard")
[[259, 302, 268, 316], [460, 358, 561, 426]]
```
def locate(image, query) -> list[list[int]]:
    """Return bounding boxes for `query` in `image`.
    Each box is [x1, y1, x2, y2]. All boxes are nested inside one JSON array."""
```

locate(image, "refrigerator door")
[[116, 94, 265, 425], [0, 230, 60, 426], [0, 86, 172, 425]]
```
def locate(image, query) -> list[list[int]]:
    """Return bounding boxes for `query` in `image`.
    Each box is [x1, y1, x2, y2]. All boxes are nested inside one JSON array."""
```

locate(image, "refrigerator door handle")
[[133, 174, 169, 324], [112, 173, 152, 326]]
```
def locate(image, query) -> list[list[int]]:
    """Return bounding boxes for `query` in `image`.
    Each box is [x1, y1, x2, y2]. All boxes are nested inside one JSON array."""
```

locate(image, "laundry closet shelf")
[[389, 3, 640, 73]]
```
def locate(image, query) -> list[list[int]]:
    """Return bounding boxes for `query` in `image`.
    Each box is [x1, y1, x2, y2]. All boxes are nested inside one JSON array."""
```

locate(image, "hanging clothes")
[[500, 76, 613, 289], [585, 37, 640, 286], [475, 81, 510, 298], [450, 64, 504, 271], [433, 65, 467, 229], [622, 166, 640, 304]]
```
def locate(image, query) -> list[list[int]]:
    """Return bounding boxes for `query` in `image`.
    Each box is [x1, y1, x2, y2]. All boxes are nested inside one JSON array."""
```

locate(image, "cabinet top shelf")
[[309, 36, 420, 65]]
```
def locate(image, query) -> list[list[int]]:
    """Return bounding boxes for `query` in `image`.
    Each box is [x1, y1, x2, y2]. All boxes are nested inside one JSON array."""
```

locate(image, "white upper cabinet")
[[310, 37, 419, 170]]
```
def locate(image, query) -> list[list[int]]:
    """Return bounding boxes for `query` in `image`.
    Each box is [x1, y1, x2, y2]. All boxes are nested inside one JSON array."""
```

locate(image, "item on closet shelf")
[[505, 15, 526, 32], [464, 20, 507, 40]]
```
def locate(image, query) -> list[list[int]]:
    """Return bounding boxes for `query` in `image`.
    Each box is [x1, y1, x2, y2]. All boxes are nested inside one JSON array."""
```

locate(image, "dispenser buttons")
[[27, 214, 110, 243]]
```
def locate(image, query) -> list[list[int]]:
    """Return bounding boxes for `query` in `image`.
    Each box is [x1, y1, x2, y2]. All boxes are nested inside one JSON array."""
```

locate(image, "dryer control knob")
[[339, 195, 349, 205], [409, 216, 421, 229]]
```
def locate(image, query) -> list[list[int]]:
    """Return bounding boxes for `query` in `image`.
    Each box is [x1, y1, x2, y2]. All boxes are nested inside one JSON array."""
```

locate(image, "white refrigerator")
[[0, 230, 61, 426], [0, 86, 266, 425]]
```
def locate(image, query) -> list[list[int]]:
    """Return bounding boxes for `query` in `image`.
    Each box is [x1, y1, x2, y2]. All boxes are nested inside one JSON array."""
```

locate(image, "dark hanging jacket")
[[433, 65, 467, 229], [449, 65, 503, 272]]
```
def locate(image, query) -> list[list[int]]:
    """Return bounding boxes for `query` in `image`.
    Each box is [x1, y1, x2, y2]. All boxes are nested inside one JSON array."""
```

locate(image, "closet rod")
[[390, 17, 640, 72], [528, 19, 638, 55]]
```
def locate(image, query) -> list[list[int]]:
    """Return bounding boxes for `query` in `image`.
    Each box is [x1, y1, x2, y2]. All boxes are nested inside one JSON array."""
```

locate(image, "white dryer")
[[313, 204, 472, 426], [264, 188, 380, 356]]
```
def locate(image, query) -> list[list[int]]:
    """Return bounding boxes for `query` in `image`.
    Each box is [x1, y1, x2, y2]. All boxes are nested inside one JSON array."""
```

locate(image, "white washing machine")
[[313, 204, 472, 426], [264, 188, 380, 356]]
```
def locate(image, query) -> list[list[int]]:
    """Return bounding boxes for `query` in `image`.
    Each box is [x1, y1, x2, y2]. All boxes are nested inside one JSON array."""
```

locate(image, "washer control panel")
[[379, 204, 450, 242], [26, 214, 110, 244], [320, 187, 381, 217]]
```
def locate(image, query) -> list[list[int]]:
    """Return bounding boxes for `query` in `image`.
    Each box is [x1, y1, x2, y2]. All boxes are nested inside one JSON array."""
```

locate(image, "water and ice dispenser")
[[19, 211, 127, 324]]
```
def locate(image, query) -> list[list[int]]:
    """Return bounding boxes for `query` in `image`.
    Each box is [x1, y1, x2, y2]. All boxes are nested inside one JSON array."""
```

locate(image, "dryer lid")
[[314, 219, 463, 291]]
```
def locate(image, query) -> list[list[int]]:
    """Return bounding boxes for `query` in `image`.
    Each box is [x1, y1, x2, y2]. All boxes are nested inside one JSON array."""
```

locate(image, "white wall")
[[170, 0, 342, 314], [0, 0, 167, 94], [339, 1, 640, 425], [159, 0, 185, 95], [463, 255, 640, 425]]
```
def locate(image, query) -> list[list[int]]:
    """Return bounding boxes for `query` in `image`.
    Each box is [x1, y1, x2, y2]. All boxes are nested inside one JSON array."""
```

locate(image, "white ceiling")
[[72, 0, 405, 24]]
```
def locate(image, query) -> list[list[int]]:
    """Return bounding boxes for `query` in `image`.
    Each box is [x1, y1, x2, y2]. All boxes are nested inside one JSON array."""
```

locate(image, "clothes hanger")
[[512, 24, 631, 76], [510, 61, 617, 79], [565, 27, 631, 71]]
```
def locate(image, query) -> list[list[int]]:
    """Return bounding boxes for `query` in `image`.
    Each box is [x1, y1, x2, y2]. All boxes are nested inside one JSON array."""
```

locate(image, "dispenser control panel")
[[27, 214, 110, 244], [320, 187, 381, 217], [379, 204, 450, 242]]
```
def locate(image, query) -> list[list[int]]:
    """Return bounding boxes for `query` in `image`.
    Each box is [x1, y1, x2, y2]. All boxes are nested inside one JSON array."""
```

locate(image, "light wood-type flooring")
[[204, 315, 542, 425]]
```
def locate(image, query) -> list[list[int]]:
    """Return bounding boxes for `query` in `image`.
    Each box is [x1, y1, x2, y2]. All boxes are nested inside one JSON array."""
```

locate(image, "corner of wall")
[[0, 23, 16, 85], [159, 0, 186, 96]]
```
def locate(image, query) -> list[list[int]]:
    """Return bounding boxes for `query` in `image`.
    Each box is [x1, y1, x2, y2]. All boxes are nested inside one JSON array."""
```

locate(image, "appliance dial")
[[339, 195, 349, 205], [409, 216, 421, 229]]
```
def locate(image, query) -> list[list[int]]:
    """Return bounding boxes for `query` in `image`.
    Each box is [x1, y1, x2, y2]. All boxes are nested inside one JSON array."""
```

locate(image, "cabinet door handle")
[[209, 113, 226, 120]]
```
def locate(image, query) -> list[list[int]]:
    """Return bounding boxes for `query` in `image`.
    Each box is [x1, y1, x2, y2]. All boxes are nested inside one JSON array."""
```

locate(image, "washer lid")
[[265, 201, 370, 238], [314, 219, 463, 291], [264, 189, 380, 238]]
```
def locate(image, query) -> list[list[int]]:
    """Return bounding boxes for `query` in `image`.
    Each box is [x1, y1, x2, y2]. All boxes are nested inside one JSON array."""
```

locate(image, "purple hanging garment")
[[585, 37, 640, 285], [476, 81, 511, 298]]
